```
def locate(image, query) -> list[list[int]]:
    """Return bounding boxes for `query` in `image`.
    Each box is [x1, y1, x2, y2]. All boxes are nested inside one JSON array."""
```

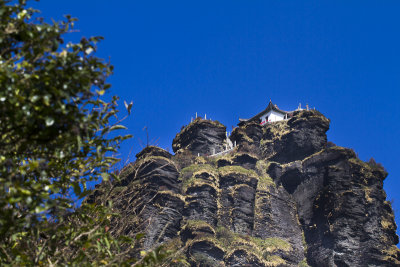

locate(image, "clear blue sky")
[[34, 1, 400, 240]]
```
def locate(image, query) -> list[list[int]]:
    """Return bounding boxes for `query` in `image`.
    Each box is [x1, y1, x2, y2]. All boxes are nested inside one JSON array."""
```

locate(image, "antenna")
[[143, 126, 149, 147]]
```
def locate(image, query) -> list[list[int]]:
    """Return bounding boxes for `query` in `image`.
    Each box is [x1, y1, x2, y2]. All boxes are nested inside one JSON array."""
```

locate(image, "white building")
[[239, 100, 289, 126]]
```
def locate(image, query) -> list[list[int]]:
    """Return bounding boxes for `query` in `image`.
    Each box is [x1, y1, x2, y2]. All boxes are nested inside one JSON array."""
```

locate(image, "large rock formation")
[[92, 110, 400, 266], [172, 118, 227, 156]]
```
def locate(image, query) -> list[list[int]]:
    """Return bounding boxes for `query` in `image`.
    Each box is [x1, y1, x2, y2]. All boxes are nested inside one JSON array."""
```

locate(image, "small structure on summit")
[[238, 100, 290, 126]]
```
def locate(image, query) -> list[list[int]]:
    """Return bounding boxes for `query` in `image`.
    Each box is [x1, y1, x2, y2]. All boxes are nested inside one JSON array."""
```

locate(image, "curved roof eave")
[[246, 101, 288, 122]]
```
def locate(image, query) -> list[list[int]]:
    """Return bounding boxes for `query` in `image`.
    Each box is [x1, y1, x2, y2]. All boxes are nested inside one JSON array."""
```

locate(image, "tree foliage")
[[0, 0, 141, 265]]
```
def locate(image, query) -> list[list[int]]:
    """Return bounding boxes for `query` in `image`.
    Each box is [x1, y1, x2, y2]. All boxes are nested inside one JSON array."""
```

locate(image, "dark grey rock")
[[92, 108, 399, 266], [262, 110, 330, 163], [172, 118, 227, 156], [135, 145, 172, 160]]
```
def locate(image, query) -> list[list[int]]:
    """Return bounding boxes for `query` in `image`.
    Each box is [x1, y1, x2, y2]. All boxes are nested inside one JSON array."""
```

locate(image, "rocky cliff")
[[92, 111, 400, 266]]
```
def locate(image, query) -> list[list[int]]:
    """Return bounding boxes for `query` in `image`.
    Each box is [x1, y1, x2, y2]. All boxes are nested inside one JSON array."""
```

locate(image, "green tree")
[[0, 0, 138, 265]]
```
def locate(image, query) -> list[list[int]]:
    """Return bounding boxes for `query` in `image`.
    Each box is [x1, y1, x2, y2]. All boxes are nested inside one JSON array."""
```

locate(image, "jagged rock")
[[183, 168, 219, 226], [230, 121, 263, 146], [140, 191, 184, 249], [253, 184, 306, 265], [218, 166, 258, 234], [261, 110, 330, 163], [268, 146, 400, 266], [225, 249, 265, 267], [98, 153, 185, 251], [189, 239, 225, 266], [92, 108, 399, 266], [180, 220, 215, 242], [135, 145, 172, 160], [217, 152, 259, 170], [172, 118, 227, 156]]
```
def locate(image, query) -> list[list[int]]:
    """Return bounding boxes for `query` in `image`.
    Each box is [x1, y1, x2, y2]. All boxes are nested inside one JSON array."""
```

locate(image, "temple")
[[238, 100, 290, 126]]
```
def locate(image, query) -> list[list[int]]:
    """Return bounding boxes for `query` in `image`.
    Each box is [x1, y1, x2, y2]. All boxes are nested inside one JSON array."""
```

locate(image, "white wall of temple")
[[260, 110, 285, 124]]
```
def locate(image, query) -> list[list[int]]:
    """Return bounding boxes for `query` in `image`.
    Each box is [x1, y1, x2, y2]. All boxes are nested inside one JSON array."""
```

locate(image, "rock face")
[[173, 118, 227, 156], [259, 110, 330, 163], [94, 110, 400, 266]]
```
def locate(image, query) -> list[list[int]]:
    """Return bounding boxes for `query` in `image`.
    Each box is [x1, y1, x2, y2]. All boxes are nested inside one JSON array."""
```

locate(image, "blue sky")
[[34, 1, 400, 239]]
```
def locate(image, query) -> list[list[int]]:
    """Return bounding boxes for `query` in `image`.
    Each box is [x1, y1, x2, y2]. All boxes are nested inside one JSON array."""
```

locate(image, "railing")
[[209, 147, 234, 157], [260, 118, 290, 125]]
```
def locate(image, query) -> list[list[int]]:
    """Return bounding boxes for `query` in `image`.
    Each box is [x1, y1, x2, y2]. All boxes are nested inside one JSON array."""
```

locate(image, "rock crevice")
[[94, 110, 399, 266]]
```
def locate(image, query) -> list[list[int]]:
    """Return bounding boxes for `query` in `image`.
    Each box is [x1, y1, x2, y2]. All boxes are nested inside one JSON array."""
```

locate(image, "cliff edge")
[[91, 110, 399, 266]]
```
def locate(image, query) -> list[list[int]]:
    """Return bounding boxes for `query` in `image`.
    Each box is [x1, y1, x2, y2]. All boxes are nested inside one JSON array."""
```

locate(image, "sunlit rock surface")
[[91, 110, 399, 266]]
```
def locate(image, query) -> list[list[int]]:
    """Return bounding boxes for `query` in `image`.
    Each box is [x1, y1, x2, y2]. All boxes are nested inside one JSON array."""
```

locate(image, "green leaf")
[[85, 47, 94, 55], [19, 188, 31, 195], [101, 173, 109, 181], [109, 125, 127, 131], [29, 160, 39, 170], [77, 135, 82, 151], [136, 233, 145, 240], [97, 145, 102, 157], [104, 237, 110, 249], [45, 117, 54, 126], [35, 206, 47, 213], [43, 95, 50, 106]]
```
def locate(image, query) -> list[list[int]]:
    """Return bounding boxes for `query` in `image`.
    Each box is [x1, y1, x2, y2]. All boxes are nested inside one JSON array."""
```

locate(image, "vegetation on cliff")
[[2, 2, 398, 266], [109, 111, 399, 266]]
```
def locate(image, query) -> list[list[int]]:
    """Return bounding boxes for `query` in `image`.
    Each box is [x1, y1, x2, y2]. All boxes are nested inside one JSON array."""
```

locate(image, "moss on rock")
[[218, 165, 258, 178], [179, 164, 217, 181]]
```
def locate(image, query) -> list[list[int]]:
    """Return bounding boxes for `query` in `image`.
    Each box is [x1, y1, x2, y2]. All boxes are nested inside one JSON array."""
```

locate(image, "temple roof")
[[238, 100, 288, 125]]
